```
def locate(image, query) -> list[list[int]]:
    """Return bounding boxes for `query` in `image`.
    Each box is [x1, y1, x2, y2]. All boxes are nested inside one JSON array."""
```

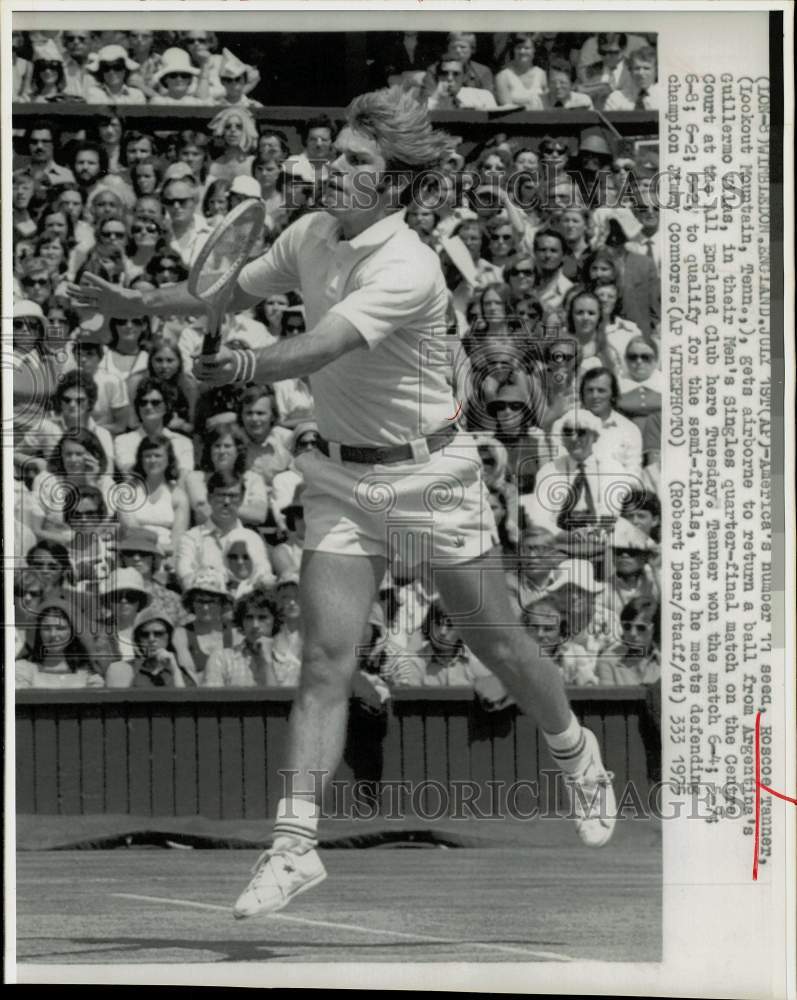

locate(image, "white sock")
[[543, 713, 590, 775], [273, 796, 319, 848]]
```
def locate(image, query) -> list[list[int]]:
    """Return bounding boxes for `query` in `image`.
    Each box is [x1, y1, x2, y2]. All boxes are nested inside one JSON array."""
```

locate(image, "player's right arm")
[[66, 273, 262, 319]]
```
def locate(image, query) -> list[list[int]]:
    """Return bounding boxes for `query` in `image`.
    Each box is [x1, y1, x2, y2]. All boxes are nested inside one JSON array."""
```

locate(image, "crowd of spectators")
[[12, 28, 661, 723]]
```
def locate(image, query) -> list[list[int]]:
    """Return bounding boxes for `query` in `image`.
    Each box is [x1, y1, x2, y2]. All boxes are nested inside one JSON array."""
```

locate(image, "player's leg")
[[233, 547, 385, 918], [433, 548, 616, 846]]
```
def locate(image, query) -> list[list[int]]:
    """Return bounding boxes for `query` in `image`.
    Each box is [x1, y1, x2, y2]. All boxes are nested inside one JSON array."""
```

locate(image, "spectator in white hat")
[[605, 516, 659, 611], [172, 567, 236, 684], [149, 47, 203, 105], [229, 173, 263, 208], [215, 48, 263, 108], [85, 45, 145, 104], [29, 39, 70, 103], [547, 557, 616, 664]]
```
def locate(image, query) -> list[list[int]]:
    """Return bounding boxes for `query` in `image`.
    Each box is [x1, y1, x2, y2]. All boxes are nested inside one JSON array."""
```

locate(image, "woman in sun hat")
[[85, 44, 145, 104], [149, 47, 202, 106], [171, 567, 235, 684], [106, 605, 194, 688]]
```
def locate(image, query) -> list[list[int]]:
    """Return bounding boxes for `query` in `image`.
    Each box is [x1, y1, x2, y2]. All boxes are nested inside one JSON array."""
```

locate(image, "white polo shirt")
[[238, 210, 453, 446]]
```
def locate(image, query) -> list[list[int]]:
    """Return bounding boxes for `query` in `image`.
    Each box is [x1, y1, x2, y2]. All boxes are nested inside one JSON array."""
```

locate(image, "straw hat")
[[152, 47, 200, 86], [32, 39, 64, 64], [100, 567, 151, 604], [183, 567, 233, 606], [118, 526, 162, 559], [218, 48, 250, 81], [87, 44, 139, 74]]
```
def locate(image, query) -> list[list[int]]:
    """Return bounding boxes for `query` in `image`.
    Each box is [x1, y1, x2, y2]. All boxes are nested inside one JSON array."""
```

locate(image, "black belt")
[[316, 424, 458, 465]]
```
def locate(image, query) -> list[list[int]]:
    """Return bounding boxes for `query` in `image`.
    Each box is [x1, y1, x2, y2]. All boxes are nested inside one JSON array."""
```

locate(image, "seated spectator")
[[12, 29, 33, 99], [424, 31, 495, 96], [547, 557, 617, 660], [538, 336, 581, 430], [184, 424, 269, 528], [172, 568, 235, 684], [14, 567, 44, 659], [16, 598, 103, 689], [128, 155, 163, 199], [620, 487, 661, 544], [129, 331, 196, 435], [179, 30, 260, 103], [605, 45, 660, 110], [567, 288, 625, 377], [22, 120, 76, 193], [566, 367, 643, 476], [27, 429, 114, 545], [255, 292, 291, 340], [85, 44, 146, 104], [114, 379, 195, 478], [577, 33, 635, 109], [426, 56, 497, 110], [208, 106, 258, 182], [592, 280, 644, 357], [541, 58, 593, 110], [270, 480, 306, 576], [522, 407, 633, 540], [149, 46, 203, 105], [202, 178, 231, 224], [238, 385, 294, 486], [251, 155, 285, 229], [203, 585, 282, 687], [617, 336, 663, 429], [482, 370, 554, 496], [146, 248, 190, 289], [558, 207, 592, 280], [495, 33, 547, 108], [96, 315, 150, 388], [125, 29, 164, 99], [97, 567, 152, 664], [12, 170, 38, 243], [206, 48, 256, 107], [106, 606, 193, 688], [531, 229, 574, 313], [94, 111, 126, 179], [117, 526, 187, 625], [175, 472, 274, 590], [126, 211, 168, 280], [19, 256, 55, 309], [161, 176, 211, 267], [26, 540, 74, 604], [63, 481, 117, 587], [625, 195, 660, 273], [46, 370, 115, 469], [119, 434, 190, 559], [596, 597, 660, 684], [28, 39, 71, 103], [270, 572, 303, 685], [605, 517, 660, 613], [381, 602, 492, 689], [72, 340, 129, 434]]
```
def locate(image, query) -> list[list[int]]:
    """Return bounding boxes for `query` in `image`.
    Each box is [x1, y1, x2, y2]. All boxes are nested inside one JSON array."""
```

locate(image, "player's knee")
[[301, 637, 357, 693]]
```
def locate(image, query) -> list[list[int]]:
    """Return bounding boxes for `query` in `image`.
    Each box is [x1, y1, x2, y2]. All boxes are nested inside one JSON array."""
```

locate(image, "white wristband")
[[233, 348, 257, 384]]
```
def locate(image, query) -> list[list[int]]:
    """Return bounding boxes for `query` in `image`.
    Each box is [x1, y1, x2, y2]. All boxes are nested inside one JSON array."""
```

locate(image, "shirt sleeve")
[[329, 252, 443, 349]]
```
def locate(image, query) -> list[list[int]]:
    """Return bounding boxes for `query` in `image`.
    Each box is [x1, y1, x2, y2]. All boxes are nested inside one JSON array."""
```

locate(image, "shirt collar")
[[327, 210, 408, 253]]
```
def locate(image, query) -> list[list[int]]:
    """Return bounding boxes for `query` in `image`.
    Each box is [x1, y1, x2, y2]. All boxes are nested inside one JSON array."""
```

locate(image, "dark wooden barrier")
[[16, 687, 654, 818]]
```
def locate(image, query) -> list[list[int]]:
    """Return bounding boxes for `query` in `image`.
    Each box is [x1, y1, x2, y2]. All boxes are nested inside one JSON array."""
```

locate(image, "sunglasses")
[[488, 401, 525, 414], [627, 351, 655, 362], [115, 590, 143, 603], [542, 143, 568, 155], [131, 223, 159, 235], [162, 196, 193, 207], [156, 262, 180, 273], [23, 277, 50, 287], [227, 552, 252, 561], [139, 397, 164, 408], [622, 622, 653, 633], [296, 436, 319, 450], [562, 427, 592, 438], [165, 72, 193, 81], [139, 628, 168, 639], [40, 60, 62, 70], [490, 234, 513, 242], [101, 230, 126, 240], [221, 74, 246, 84], [511, 267, 534, 276], [14, 319, 40, 330], [101, 60, 127, 72]]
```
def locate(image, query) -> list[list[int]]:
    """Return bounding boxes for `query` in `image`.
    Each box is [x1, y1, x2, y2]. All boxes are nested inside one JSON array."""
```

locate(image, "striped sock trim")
[[549, 733, 587, 762]]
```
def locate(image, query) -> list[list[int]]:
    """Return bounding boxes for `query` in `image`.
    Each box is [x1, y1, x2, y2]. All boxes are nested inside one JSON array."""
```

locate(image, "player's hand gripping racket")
[[187, 199, 266, 355]]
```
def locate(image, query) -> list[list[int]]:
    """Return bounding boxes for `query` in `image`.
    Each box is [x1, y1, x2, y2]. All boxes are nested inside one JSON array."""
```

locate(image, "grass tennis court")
[[16, 821, 660, 966]]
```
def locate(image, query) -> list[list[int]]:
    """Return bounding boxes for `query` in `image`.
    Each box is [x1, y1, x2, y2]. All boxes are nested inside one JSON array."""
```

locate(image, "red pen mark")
[[752, 710, 797, 881], [447, 401, 462, 421]]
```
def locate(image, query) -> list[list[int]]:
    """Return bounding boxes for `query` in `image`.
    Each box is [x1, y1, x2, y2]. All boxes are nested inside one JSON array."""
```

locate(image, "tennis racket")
[[187, 199, 266, 355]]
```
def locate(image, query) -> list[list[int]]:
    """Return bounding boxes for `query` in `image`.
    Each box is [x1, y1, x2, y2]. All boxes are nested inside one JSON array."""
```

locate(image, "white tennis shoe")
[[233, 841, 327, 918], [567, 728, 617, 847]]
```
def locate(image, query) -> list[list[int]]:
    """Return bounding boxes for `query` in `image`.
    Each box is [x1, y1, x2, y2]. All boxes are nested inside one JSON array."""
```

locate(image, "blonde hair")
[[209, 106, 258, 153], [345, 87, 452, 175]]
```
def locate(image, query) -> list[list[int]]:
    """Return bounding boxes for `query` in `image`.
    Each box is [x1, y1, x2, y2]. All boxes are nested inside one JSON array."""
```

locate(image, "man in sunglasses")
[[427, 56, 497, 110], [22, 121, 75, 193], [162, 178, 211, 267], [70, 89, 619, 917], [522, 407, 635, 543], [60, 29, 95, 100]]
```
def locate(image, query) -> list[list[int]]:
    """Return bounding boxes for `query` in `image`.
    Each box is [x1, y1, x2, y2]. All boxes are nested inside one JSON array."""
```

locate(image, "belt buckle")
[[409, 438, 430, 463]]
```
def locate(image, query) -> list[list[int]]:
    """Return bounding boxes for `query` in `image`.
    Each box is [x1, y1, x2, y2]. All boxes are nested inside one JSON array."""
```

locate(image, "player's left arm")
[[194, 311, 366, 385]]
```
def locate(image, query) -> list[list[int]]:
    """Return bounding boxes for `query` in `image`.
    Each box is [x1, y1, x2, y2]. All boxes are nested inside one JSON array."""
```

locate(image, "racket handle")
[[202, 330, 222, 355]]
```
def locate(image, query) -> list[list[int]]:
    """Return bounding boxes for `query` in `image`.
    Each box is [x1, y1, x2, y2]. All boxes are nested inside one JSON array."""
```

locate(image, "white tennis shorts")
[[294, 439, 499, 569]]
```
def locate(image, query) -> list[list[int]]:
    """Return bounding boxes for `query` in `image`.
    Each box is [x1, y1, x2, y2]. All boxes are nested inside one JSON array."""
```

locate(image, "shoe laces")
[[250, 842, 309, 875]]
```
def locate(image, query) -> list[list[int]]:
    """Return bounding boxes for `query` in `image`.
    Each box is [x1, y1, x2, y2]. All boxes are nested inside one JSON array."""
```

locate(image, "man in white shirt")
[[625, 192, 661, 273], [605, 46, 661, 111], [175, 472, 273, 590], [426, 57, 497, 110], [161, 177, 211, 267], [70, 86, 618, 918]]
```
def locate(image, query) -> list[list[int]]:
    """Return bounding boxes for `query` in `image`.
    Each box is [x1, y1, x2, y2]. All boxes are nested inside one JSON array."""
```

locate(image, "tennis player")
[[69, 87, 617, 919]]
